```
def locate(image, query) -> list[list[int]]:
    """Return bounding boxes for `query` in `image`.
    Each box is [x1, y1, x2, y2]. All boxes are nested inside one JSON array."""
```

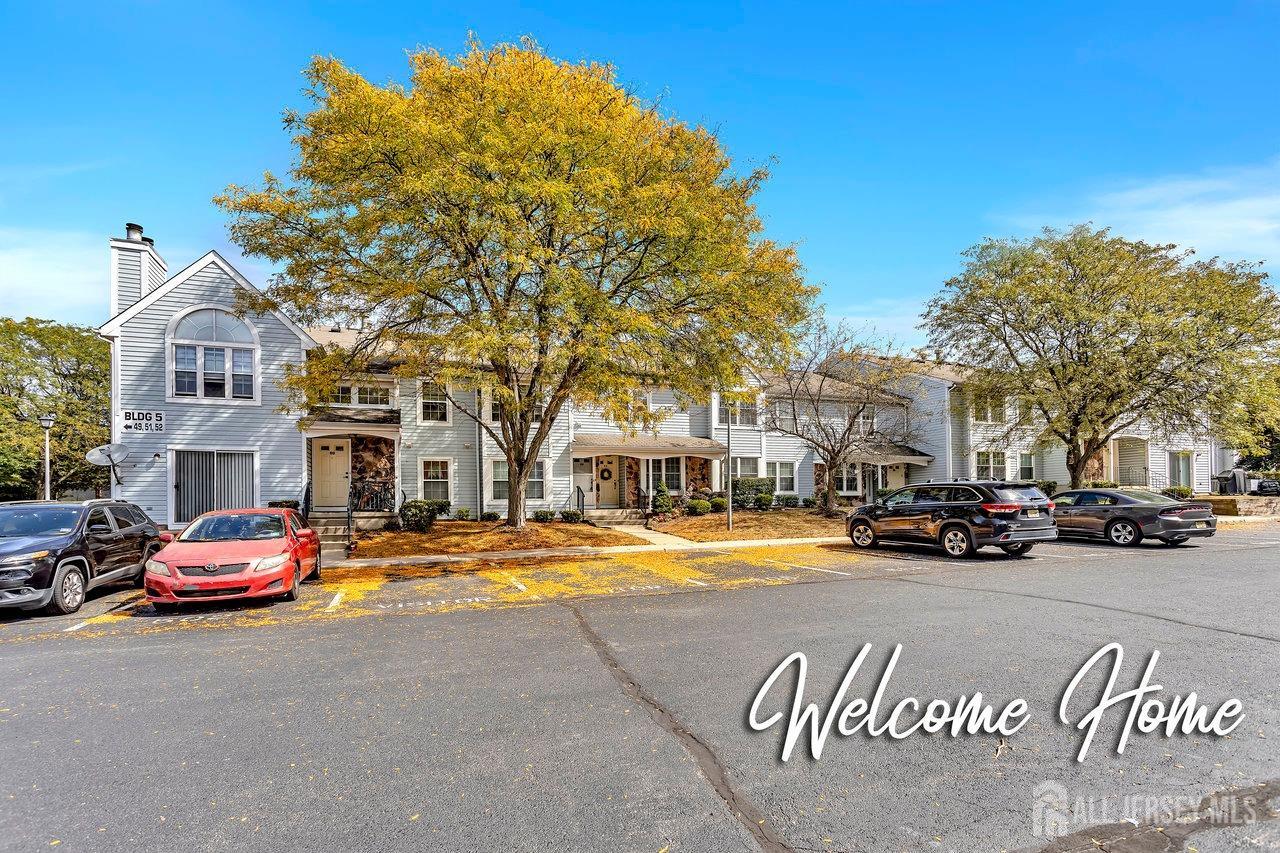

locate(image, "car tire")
[[283, 564, 301, 602], [134, 546, 159, 588], [1163, 537, 1188, 547], [849, 521, 878, 549], [152, 601, 177, 615], [1105, 519, 1142, 547], [46, 563, 87, 615], [940, 525, 976, 558], [1000, 542, 1035, 557], [308, 550, 322, 582]]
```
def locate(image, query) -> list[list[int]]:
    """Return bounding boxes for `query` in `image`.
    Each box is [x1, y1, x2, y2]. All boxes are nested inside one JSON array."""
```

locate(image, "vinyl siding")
[[904, 376, 952, 483], [399, 383, 483, 515], [109, 260, 306, 524], [112, 247, 142, 314]]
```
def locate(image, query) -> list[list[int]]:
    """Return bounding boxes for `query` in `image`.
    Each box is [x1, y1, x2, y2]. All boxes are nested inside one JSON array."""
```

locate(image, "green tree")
[[924, 225, 1280, 489], [0, 318, 110, 499], [217, 40, 813, 527]]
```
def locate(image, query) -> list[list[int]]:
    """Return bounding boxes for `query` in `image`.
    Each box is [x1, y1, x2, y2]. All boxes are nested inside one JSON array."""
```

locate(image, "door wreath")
[[599, 468, 613, 481]]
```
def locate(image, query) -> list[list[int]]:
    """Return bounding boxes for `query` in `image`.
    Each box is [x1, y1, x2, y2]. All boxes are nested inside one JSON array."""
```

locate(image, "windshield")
[[1120, 489, 1179, 505], [0, 507, 83, 537], [993, 486, 1048, 503], [179, 514, 285, 542]]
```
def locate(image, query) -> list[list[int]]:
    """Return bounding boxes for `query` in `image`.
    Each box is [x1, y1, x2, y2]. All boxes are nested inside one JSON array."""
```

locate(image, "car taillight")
[[1046, 501, 1055, 510], [981, 503, 1023, 513]]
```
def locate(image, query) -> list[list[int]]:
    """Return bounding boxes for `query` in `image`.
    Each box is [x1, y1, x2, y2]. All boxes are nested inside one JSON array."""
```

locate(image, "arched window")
[[168, 307, 259, 402]]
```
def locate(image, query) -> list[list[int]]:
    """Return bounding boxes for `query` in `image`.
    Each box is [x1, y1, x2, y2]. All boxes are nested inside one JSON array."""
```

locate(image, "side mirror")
[[297, 529, 317, 540], [158, 532, 174, 543]]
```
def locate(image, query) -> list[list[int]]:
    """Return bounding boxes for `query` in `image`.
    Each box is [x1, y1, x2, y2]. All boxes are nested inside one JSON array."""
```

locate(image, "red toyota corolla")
[[144, 508, 320, 611]]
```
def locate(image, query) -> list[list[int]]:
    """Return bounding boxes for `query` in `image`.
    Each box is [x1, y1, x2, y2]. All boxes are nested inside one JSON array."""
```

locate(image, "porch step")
[[585, 508, 647, 524]]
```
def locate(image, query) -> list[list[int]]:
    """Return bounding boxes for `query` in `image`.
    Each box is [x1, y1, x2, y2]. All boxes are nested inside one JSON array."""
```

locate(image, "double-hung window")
[[358, 386, 390, 406], [648, 457, 682, 492], [834, 464, 857, 493], [719, 399, 758, 426], [766, 461, 796, 492], [1018, 452, 1035, 480], [490, 398, 544, 423], [169, 308, 257, 402], [421, 459, 450, 501], [730, 457, 759, 478], [972, 393, 1006, 424], [976, 451, 1006, 480], [421, 383, 449, 423], [492, 460, 545, 500]]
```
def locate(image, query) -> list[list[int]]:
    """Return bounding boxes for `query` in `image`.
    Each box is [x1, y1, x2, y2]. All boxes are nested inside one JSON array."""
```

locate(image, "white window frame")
[[648, 457, 683, 493], [729, 456, 760, 478], [418, 381, 452, 425], [490, 459, 547, 502], [165, 304, 261, 406], [834, 463, 858, 494], [1018, 452, 1035, 480], [976, 450, 1007, 480], [766, 461, 796, 493], [971, 393, 1006, 425], [418, 456, 454, 502], [489, 393, 544, 425]]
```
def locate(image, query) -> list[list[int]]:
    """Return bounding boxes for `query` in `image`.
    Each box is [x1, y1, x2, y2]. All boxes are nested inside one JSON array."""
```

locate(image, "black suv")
[[0, 500, 162, 615], [847, 481, 1057, 557]]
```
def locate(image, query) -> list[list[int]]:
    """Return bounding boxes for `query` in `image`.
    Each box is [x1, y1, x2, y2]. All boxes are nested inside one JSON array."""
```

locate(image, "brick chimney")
[[109, 222, 168, 316]]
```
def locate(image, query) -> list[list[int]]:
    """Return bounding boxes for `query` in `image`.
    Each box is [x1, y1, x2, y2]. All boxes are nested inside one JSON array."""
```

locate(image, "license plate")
[[1194, 521, 1207, 528], [1026, 509, 1040, 518]]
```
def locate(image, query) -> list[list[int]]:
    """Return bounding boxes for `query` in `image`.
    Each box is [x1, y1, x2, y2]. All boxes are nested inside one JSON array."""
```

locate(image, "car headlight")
[[145, 559, 172, 577], [253, 553, 289, 573], [0, 550, 50, 565]]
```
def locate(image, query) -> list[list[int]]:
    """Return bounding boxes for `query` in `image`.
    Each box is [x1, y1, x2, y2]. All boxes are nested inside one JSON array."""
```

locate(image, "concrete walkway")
[[598, 524, 694, 547], [333, 534, 851, 569]]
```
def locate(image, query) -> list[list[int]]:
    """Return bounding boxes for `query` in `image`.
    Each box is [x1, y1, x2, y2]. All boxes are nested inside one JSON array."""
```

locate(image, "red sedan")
[[144, 508, 320, 611]]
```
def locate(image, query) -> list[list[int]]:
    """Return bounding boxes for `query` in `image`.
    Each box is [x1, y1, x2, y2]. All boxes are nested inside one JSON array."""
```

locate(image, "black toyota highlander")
[[846, 480, 1058, 557], [0, 500, 162, 615]]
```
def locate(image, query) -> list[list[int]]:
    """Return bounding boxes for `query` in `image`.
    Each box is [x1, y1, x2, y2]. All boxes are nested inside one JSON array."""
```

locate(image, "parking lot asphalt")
[[1, 526, 1277, 851]]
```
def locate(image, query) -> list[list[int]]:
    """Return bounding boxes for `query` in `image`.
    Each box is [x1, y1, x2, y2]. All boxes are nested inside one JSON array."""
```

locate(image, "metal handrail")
[[300, 480, 312, 521], [637, 487, 650, 512], [574, 486, 585, 515]]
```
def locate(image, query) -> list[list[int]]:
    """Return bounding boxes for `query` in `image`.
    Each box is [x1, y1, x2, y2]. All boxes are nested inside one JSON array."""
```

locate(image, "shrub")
[[1085, 480, 1119, 489], [453, 507, 471, 520], [267, 499, 301, 510], [1162, 485, 1193, 500], [801, 496, 817, 508], [651, 478, 674, 513], [686, 499, 711, 516], [531, 509, 556, 522], [400, 499, 450, 532], [730, 477, 774, 509], [480, 511, 501, 522], [560, 509, 583, 523], [689, 489, 712, 502], [1034, 480, 1058, 497], [778, 494, 799, 508], [753, 492, 775, 510], [709, 496, 728, 512]]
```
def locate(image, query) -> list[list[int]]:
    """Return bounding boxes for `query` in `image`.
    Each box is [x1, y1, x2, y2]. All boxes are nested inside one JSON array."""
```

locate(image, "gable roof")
[[98, 250, 318, 348]]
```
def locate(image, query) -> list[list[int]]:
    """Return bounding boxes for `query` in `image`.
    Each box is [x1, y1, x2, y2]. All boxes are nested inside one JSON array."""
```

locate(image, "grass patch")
[[652, 509, 849, 542], [352, 521, 646, 558]]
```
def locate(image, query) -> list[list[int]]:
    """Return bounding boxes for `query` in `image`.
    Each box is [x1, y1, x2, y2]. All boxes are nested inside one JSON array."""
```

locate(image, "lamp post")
[[37, 413, 55, 500], [725, 405, 733, 532]]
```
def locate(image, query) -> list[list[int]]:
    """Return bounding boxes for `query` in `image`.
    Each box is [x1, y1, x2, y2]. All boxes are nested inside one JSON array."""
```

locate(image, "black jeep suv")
[[847, 481, 1057, 557], [0, 500, 162, 615]]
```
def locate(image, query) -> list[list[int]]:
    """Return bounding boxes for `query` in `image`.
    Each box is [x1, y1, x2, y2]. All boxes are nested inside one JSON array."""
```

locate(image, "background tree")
[[763, 318, 922, 515], [924, 225, 1280, 489], [0, 318, 110, 499], [218, 40, 812, 527]]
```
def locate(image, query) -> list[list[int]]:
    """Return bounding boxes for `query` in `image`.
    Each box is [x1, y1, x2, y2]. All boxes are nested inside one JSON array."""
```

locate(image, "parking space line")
[[685, 578, 709, 587], [62, 621, 89, 633], [764, 559, 851, 577], [324, 591, 344, 612], [502, 573, 528, 593]]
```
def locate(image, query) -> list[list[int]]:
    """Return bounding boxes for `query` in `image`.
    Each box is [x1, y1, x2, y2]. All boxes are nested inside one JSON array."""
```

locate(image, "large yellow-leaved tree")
[[218, 40, 813, 526]]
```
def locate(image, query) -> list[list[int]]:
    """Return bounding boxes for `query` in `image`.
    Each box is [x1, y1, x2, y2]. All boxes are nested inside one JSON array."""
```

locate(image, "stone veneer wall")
[[351, 435, 396, 483], [687, 457, 710, 492]]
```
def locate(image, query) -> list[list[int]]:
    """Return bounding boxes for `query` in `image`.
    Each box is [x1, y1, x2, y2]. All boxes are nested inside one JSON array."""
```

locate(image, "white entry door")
[[596, 455, 620, 507], [572, 458, 595, 508], [314, 439, 350, 507]]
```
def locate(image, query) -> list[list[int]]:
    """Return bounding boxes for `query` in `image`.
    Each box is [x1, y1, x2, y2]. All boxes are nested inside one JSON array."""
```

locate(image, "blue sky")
[[2, 1, 1278, 344]]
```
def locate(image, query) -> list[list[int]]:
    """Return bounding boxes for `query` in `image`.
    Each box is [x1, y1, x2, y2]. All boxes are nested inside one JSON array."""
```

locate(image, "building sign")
[[120, 410, 165, 433]]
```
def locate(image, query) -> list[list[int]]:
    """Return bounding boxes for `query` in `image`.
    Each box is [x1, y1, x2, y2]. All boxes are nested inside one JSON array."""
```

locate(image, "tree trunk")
[[821, 463, 838, 516], [503, 461, 532, 529], [1065, 443, 1088, 489]]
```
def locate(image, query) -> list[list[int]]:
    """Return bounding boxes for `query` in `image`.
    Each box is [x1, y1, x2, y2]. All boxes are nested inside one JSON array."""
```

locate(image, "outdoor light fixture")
[[37, 413, 55, 500]]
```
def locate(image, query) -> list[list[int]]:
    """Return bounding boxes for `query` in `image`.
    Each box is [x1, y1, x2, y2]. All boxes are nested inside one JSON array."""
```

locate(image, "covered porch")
[[304, 411, 401, 518], [820, 443, 933, 502], [569, 434, 727, 511]]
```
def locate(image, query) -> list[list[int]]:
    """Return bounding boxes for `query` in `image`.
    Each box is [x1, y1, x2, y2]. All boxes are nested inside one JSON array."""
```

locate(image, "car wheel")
[[1163, 537, 1188, 547], [283, 564, 301, 602], [940, 525, 976, 558], [134, 547, 159, 588], [1106, 519, 1141, 547], [308, 550, 322, 582], [1000, 542, 1035, 557], [46, 565, 87, 615], [849, 521, 877, 549]]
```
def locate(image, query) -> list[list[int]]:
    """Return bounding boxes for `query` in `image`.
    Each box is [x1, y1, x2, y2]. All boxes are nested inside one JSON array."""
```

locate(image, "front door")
[[572, 458, 596, 508], [314, 439, 350, 507], [596, 455, 620, 507]]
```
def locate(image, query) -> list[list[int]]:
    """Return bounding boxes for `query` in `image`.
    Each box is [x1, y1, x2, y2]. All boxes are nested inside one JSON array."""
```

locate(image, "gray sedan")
[[1050, 488, 1217, 547]]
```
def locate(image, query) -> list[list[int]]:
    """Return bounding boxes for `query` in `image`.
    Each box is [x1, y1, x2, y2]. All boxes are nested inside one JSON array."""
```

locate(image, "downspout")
[[476, 390, 484, 519], [943, 382, 954, 480]]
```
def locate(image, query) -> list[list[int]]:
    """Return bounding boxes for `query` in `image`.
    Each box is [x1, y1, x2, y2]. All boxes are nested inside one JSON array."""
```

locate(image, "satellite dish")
[[86, 443, 130, 466], [86, 443, 130, 485]]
